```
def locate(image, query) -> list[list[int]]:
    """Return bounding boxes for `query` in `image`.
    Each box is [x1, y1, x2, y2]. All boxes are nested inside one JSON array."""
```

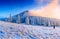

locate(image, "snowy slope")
[[0, 21, 60, 39]]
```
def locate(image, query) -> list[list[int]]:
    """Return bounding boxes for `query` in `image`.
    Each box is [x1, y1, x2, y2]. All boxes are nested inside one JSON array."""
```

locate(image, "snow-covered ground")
[[0, 21, 60, 39]]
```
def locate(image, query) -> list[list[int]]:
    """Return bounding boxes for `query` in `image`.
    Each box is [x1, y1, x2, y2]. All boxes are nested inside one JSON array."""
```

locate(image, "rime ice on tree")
[[17, 15, 20, 24], [9, 14, 12, 22], [26, 16, 29, 25]]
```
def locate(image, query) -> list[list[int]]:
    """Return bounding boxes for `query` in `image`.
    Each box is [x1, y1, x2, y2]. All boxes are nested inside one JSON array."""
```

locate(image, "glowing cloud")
[[29, 0, 60, 19]]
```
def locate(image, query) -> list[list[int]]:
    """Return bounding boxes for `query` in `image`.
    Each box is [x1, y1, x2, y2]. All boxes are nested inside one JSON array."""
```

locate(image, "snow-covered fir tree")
[[17, 15, 20, 24], [9, 14, 12, 22], [26, 16, 29, 25]]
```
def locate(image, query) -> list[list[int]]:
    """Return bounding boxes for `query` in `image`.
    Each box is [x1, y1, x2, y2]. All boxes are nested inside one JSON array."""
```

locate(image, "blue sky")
[[0, 0, 51, 18]]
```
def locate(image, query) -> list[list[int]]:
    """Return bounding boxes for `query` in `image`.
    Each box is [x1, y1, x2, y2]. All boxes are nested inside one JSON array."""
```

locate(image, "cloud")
[[29, 0, 60, 19]]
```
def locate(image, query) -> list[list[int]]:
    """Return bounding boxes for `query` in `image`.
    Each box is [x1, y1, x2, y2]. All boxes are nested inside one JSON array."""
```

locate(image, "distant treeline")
[[4, 14, 60, 26]]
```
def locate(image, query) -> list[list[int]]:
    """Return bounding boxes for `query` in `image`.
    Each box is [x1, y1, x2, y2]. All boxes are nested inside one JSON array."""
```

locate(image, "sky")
[[28, 0, 60, 19], [0, 0, 51, 18]]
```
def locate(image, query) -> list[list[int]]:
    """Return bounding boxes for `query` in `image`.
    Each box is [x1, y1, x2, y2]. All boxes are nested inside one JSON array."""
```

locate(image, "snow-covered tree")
[[48, 20, 51, 26], [26, 16, 29, 25], [9, 14, 12, 22], [17, 15, 20, 24]]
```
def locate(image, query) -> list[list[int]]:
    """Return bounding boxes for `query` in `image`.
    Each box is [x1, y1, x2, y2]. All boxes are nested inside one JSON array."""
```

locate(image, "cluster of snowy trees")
[[9, 14, 20, 24], [25, 16, 60, 26], [8, 14, 60, 26]]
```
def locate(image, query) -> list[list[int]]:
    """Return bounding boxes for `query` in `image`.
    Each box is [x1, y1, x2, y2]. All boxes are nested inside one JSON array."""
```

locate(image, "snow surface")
[[0, 21, 60, 39]]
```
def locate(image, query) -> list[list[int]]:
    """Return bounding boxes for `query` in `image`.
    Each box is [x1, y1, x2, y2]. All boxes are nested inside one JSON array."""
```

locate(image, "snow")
[[0, 21, 60, 39]]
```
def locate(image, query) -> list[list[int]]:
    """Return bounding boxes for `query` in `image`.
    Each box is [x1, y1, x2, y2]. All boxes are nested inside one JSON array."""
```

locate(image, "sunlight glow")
[[53, 7, 60, 19], [29, 0, 60, 19]]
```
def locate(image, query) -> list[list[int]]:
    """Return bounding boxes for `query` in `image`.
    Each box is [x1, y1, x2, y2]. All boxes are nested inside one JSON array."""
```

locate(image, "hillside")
[[0, 21, 60, 39], [10, 0, 60, 26]]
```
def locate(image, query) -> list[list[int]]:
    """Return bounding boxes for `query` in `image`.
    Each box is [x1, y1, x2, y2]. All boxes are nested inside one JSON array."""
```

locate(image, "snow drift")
[[0, 21, 60, 39]]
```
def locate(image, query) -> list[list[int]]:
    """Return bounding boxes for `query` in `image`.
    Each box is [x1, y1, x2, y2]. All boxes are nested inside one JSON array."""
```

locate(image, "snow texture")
[[0, 21, 60, 39]]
